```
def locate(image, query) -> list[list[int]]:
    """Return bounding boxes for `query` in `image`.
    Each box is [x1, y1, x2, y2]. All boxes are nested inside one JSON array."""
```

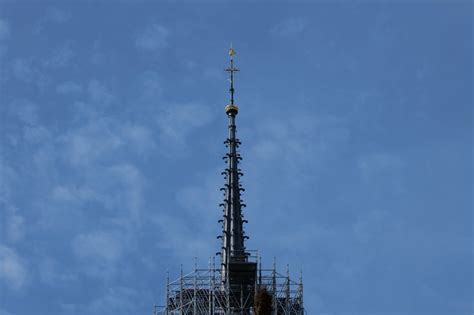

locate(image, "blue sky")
[[0, 1, 472, 315]]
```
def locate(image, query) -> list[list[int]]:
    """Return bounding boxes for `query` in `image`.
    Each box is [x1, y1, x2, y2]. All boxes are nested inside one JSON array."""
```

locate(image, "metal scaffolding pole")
[[212, 257, 216, 314], [299, 270, 304, 315], [272, 258, 277, 315], [194, 259, 197, 315], [240, 285, 244, 315], [180, 265, 183, 315], [166, 271, 170, 315], [209, 258, 212, 315], [286, 265, 290, 315]]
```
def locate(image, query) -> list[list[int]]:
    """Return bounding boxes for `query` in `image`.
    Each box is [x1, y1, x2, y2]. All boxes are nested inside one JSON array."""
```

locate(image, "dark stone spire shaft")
[[220, 47, 247, 275]]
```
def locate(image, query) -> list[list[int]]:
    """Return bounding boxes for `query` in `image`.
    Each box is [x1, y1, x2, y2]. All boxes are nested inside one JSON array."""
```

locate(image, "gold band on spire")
[[225, 104, 239, 114]]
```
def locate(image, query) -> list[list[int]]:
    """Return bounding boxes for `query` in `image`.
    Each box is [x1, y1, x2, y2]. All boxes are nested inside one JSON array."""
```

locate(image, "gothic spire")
[[220, 46, 248, 273]]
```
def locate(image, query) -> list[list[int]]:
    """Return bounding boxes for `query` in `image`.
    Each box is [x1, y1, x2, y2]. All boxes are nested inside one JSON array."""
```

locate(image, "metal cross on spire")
[[225, 44, 239, 109]]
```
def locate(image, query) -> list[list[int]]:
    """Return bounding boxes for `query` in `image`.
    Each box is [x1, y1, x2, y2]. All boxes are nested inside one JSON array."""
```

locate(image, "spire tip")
[[225, 44, 239, 114], [229, 45, 236, 58]]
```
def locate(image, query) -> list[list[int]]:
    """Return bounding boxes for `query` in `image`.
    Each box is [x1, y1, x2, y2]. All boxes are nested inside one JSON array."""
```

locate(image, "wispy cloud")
[[357, 152, 405, 193], [33, 6, 69, 34], [72, 230, 123, 264], [156, 103, 213, 155], [56, 81, 83, 94], [0, 157, 17, 205], [0, 245, 28, 290], [138, 70, 163, 101], [151, 212, 214, 262], [247, 111, 349, 177], [135, 24, 169, 52], [10, 58, 50, 88], [87, 79, 114, 106], [88, 286, 143, 315], [271, 17, 308, 37], [44, 41, 75, 69], [10, 99, 39, 125], [0, 308, 13, 315], [60, 119, 123, 167], [51, 185, 97, 203], [44, 7, 69, 24], [0, 18, 10, 40], [38, 257, 76, 285], [4, 206, 25, 243], [358, 152, 404, 179]]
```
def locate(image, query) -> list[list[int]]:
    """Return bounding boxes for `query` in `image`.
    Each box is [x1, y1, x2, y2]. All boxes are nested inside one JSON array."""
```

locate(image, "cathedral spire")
[[160, 47, 304, 315], [220, 46, 248, 276]]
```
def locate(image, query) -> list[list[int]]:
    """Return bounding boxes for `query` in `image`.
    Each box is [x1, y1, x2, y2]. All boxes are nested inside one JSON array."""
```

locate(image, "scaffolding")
[[153, 255, 304, 315]]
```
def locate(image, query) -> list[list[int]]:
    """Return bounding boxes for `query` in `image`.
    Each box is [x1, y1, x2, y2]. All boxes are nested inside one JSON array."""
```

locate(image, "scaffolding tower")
[[154, 256, 303, 315]]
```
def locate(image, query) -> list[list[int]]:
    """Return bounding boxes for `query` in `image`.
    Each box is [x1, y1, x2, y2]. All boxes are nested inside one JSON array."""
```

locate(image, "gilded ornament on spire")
[[229, 47, 236, 57]]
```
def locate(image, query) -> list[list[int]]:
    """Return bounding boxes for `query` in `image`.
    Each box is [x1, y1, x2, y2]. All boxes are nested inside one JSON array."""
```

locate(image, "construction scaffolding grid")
[[153, 255, 304, 315]]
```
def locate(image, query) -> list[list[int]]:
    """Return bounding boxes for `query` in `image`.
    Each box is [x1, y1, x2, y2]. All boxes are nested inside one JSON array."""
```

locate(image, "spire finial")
[[225, 44, 239, 114], [229, 42, 236, 59]]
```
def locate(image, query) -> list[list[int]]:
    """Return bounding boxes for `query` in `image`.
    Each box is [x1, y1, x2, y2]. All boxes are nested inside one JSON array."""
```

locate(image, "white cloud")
[[0, 308, 13, 315], [33, 7, 69, 34], [60, 117, 155, 168], [352, 208, 390, 244], [88, 286, 141, 314], [138, 70, 163, 101], [4, 206, 25, 243], [51, 185, 97, 203], [23, 125, 51, 143], [357, 152, 404, 193], [0, 18, 10, 40], [44, 41, 75, 68], [56, 81, 83, 94], [107, 163, 144, 225], [44, 7, 69, 23], [172, 170, 224, 260], [251, 139, 281, 160], [10, 99, 38, 125], [156, 103, 213, 153], [151, 213, 214, 261], [0, 44, 7, 59], [48, 164, 145, 233], [11, 59, 34, 82], [72, 230, 123, 264], [10, 59, 50, 88], [0, 158, 17, 204], [71, 230, 132, 280], [88, 80, 114, 106], [4, 99, 52, 144], [358, 153, 403, 178], [121, 123, 156, 154], [135, 24, 169, 52], [38, 257, 76, 285], [0, 245, 28, 290], [247, 112, 349, 175], [176, 168, 221, 216], [271, 17, 308, 37], [60, 118, 123, 167]]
